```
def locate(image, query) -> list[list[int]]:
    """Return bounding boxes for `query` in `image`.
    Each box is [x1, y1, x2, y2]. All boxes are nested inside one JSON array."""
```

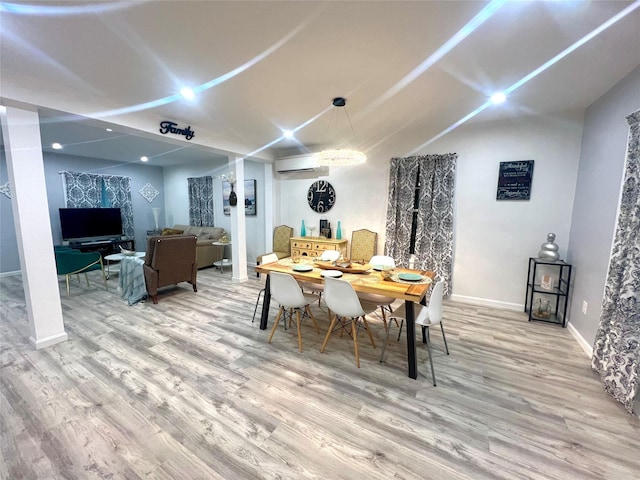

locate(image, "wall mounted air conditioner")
[[275, 154, 329, 175]]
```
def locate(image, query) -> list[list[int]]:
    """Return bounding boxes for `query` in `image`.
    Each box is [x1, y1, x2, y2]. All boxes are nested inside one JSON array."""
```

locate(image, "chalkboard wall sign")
[[496, 160, 534, 200]]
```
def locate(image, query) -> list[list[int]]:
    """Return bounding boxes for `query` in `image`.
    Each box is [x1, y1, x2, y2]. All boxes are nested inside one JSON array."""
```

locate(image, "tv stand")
[[69, 238, 135, 257]]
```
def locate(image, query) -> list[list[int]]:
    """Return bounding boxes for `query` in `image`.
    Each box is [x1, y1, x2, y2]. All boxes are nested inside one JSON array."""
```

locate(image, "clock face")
[[307, 180, 336, 213]]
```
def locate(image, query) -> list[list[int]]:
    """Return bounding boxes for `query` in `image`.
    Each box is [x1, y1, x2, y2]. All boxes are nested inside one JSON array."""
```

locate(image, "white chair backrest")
[[423, 279, 444, 325], [324, 277, 365, 318], [320, 250, 341, 262], [269, 272, 308, 308], [261, 253, 279, 286], [369, 255, 395, 268]]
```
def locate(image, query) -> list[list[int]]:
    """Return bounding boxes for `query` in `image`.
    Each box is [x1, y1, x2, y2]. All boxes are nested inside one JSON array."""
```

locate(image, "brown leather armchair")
[[144, 234, 198, 304]]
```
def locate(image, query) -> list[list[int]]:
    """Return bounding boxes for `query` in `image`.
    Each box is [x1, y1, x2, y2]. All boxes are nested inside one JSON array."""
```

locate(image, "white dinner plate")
[[292, 264, 313, 272], [320, 270, 343, 278]]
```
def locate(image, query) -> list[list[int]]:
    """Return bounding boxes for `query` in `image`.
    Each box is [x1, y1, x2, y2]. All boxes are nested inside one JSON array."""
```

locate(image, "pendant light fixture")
[[312, 97, 366, 167]]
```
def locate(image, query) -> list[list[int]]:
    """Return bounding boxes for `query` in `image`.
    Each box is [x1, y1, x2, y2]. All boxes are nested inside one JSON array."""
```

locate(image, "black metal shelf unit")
[[524, 257, 572, 327]]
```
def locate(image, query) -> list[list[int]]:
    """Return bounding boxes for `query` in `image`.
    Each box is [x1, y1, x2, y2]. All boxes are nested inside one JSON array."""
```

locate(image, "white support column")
[[229, 155, 248, 282], [1, 105, 67, 348], [263, 162, 275, 252]]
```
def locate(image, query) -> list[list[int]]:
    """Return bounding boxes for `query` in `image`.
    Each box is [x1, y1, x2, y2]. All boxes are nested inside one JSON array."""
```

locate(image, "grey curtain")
[[591, 110, 640, 414], [188, 176, 214, 226], [385, 154, 457, 295], [62, 171, 134, 237]]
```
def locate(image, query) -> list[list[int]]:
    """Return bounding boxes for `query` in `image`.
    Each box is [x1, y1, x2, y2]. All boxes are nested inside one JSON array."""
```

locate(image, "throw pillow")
[[161, 228, 184, 236]]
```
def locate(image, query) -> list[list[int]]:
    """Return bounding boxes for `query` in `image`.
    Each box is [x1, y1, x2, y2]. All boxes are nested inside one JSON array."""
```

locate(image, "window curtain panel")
[[591, 110, 640, 414], [62, 171, 134, 237], [385, 154, 457, 295], [188, 176, 214, 226]]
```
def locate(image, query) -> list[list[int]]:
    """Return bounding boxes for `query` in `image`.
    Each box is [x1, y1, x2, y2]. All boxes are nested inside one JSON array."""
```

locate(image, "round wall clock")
[[307, 180, 336, 213]]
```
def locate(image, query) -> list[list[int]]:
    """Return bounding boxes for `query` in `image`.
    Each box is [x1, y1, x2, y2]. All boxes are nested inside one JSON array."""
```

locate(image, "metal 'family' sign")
[[496, 160, 534, 200], [159, 121, 195, 140]]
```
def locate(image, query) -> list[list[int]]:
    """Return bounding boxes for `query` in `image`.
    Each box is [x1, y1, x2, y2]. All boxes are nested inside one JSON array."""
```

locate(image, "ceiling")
[[1, 1, 639, 167]]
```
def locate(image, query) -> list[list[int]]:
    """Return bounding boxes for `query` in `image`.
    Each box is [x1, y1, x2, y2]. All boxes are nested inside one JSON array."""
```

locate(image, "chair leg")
[[425, 326, 436, 386], [306, 305, 320, 333], [351, 318, 360, 368], [380, 306, 388, 331], [295, 310, 303, 352], [252, 289, 265, 323], [268, 307, 285, 344], [84, 272, 90, 287], [320, 313, 339, 353], [65, 275, 71, 298], [440, 322, 450, 355], [379, 318, 393, 362], [396, 319, 404, 341], [361, 317, 376, 348]]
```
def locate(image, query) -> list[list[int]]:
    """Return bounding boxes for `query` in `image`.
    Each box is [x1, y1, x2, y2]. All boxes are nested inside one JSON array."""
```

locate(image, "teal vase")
[[336, 221, 342, 240], [301, 220, 306, 237]]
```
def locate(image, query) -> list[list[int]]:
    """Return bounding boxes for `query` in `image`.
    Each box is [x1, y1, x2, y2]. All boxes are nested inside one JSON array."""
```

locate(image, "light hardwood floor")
[[1, 268, 638, 479]]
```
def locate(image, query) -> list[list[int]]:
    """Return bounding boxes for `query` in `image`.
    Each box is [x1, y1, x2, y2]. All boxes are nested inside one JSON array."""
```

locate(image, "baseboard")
[[30, 331, 68, 349], [0, 270, 21, 277], [449, 294, 522, 312], [567, 321, 593, 358]]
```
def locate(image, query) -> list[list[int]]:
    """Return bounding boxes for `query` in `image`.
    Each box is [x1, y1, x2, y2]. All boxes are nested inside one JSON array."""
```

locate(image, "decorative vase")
[[538, 232, 560, 262], [336, 221, 342, 240], [301, 220, 306, 237]]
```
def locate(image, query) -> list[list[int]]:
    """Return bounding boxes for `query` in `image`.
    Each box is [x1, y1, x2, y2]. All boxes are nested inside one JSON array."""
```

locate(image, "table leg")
[[405, 300, 417, 379], [259, 274, 271, 330]]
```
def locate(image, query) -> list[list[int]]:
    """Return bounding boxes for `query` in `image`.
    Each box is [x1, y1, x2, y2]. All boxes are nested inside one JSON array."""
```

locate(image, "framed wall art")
[[223, 179, 257, 216], [496, 160, 534, 200]]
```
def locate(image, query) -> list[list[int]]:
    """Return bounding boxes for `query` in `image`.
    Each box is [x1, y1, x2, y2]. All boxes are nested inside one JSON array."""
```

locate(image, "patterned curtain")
[[385, 154, 457, 296], [385, 157, 419, 265], [62, 171, 134, 237], [591, 110, 640, 414], [188, 176, 214, 226]]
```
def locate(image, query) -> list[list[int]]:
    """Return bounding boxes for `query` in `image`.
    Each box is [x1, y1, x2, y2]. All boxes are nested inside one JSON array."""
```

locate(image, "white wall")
[[163, 158, 267, 263], [567, 66, 640, 352], [428, 114, 583, 308], [277, 113, 584, 310]]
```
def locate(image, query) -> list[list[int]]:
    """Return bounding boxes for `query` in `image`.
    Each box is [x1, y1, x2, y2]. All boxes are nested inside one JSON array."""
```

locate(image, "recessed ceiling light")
[[140, 156, 148, 162], [282, 129, 294, 139], [106, 128, 113, 132], [490, 92, 506, 104], [52, 142, 62, 149], [180, 87, 195, 100]]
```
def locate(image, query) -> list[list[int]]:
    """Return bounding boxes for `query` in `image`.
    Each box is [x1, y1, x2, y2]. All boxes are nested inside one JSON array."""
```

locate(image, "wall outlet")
[[582, 301, 588, 315]]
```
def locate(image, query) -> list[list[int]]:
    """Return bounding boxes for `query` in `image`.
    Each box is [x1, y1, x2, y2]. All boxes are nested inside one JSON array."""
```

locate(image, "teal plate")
[[398, 273, 423, 282]]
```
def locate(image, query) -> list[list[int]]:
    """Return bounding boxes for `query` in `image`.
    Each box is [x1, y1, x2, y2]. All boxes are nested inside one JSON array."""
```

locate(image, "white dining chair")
[[299, 249, 341, 305], [320, 276, 378, 368], [379, 279, 448, 386], [252, 253, 279, 323], [267, 271, 320, 352], [357, 255, 397, 330]]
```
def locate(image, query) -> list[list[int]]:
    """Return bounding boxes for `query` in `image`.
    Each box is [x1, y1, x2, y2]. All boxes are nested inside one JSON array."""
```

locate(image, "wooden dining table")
[[255, 258, 434, 379]]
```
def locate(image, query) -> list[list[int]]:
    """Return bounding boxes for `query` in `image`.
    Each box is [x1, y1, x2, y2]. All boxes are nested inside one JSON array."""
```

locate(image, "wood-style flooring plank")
[[1, 269, 639, 479]]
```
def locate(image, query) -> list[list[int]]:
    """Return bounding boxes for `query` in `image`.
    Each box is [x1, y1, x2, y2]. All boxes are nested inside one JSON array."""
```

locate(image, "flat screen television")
[[59, 207, 123, 242]]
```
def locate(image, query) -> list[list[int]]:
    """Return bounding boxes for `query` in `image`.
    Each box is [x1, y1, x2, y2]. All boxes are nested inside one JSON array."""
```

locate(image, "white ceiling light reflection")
[[140, 156, 149, 162], [490, 92, 506, 104], [52, 142, 62, 149], [180, 87, 195, 100], [282, 129, 294, 139]]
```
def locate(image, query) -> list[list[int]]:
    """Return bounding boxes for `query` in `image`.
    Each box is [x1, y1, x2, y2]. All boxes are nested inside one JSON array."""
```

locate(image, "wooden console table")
[[290, 237, 347, 258]]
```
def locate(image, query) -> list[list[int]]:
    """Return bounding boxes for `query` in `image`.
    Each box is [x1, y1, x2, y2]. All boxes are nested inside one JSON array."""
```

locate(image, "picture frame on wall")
[[223, 179, 257, 216], [496, 160, 534, 200]]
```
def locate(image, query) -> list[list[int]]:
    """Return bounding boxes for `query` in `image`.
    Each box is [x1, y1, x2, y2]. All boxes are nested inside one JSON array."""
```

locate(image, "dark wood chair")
[[143, 234, 198, 304]]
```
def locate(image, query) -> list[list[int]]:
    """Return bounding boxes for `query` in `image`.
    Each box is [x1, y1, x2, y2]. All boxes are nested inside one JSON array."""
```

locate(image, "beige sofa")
[[164, 224, 227, 269]]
